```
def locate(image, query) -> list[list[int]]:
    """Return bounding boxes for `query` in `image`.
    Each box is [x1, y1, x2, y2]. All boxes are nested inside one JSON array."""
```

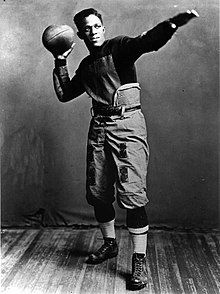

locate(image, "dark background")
[[1, 0, 219, 228]]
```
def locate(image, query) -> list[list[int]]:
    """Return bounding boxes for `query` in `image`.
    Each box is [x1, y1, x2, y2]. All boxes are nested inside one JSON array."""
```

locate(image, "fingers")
[[186, 9, 200, 23], [63, 43, 75, 58], [186, 9, 199, 18], [53, 43, 76, 60], [190, 9, 199, 17]]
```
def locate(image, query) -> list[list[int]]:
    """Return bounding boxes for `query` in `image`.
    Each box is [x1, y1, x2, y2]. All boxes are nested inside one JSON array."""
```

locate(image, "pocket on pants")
[[118, 164, 144, 193], [119, 166, 129, 183], [116, 164, 148, 209]]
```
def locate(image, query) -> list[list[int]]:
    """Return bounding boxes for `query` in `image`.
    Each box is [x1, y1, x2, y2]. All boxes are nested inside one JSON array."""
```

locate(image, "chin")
[[93, 43, 102, 47], [92, 39, 105, 47]]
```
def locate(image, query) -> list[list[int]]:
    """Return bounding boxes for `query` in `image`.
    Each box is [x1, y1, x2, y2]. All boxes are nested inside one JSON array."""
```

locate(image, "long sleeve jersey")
[[53, 20, 177, 107]]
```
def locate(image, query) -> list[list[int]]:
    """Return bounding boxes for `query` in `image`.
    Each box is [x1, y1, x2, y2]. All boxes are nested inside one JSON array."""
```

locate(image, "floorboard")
[[1, 228, 219, 294]]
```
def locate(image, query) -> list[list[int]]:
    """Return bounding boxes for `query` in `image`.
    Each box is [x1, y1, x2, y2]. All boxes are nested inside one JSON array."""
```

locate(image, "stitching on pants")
[[119, 143, 127, 158], [119, 166, 129, 183]]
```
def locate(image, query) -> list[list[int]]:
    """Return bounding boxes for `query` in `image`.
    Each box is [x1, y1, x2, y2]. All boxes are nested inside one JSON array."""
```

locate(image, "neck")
[[85, 40, 105, 53]]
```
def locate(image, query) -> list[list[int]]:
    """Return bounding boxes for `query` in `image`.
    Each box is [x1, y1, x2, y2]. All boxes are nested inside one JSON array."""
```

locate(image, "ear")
[[77, 31, 84, 40]]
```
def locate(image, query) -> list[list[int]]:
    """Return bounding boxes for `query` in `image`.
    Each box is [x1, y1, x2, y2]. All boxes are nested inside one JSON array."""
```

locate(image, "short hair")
[[73, 8, 103, 31]]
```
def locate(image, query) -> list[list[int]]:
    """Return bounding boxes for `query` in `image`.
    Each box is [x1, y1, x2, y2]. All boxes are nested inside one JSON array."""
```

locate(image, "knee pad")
[[126, 206, 148, 228], [94, 202, 115, 223]]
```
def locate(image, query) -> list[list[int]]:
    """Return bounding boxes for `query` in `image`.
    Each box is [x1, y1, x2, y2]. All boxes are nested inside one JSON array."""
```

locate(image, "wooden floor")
[[1, 228, 220, 294]]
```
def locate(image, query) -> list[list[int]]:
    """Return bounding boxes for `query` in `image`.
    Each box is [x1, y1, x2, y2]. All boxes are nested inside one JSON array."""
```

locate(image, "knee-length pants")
[[86, 109, 149, 209]]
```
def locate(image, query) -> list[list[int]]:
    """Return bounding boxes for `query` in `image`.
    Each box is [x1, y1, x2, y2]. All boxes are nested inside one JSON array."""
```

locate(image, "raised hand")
[[169, 9, 199, 27], [54, 43, 75, 60]]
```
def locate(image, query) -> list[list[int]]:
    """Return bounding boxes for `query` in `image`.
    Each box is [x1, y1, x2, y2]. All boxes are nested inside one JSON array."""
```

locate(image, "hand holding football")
[[42, 24, 75, 56]]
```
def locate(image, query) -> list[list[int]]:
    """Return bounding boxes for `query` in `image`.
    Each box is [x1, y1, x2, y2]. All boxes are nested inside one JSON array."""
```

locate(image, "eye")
[[94, 24, 101, 29], [84, 26, 90, 32]]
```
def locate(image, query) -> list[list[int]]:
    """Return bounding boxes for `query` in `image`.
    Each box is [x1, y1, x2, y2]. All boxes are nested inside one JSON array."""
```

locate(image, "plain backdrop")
[[1, 0, 219, 228]]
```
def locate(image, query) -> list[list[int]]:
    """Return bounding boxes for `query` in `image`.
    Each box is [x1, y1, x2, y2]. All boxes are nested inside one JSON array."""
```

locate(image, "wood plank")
[[163, 232, 185, 294], [43, 229, 79, 294], [199, 234, 220, 278], [51, 229, 86, 294], [147, 230, 161, 293], [1, 229, 41, 288], [104, 249, 118, 294], [172, 232, 219, 294], [59, 229, 96, 294], [206, 234, 220, 267], [211, 234, 220, 255], [117, 229, 134, 293], [2, 229, 57, 293], [113, 229, 130, 293], [171, 233, 198, 294], [57, 229, 94, 294], [1, 228, 219, 294], [20, 229, 74, 293], [187, 233, 219, 294], [64, 231, 98, 293], [78, 229, 116, 294], [136, 231, 154, 294], [144, 231, 155, 294], [153, 231, 173, 293], [27, 229, 72, 293], [1, 230, 26, 257], [48, 229, 89, 294]]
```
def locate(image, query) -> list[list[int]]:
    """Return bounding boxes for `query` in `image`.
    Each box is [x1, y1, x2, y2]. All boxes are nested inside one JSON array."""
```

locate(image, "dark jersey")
[[53, 20, 176, 106]]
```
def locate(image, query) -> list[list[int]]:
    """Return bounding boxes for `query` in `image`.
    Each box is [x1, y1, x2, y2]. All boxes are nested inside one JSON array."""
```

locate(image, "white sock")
[[128, 225, 149, 255], [99, 219, 116, 239]]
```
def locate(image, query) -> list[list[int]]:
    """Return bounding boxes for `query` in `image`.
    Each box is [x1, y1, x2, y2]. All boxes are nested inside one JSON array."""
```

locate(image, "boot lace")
[[133, 258, 143, 278], [96, 241, 113, 255]]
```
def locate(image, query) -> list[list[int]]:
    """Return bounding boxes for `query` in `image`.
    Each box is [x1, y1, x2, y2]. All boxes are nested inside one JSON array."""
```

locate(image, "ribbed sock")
[[99, 219, 116, 239], [128, 225, 149, 255]]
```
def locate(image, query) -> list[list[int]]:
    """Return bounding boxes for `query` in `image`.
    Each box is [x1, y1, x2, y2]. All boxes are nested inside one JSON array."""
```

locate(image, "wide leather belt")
[[92, 105, 141, 117]]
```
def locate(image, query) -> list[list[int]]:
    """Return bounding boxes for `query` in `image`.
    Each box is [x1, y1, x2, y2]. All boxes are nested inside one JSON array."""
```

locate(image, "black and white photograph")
[[1, 0, 219, 293]]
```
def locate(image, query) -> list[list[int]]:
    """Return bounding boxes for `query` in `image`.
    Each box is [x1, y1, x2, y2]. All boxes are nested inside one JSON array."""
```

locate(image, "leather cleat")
[[87, 238, 118, 264], [129, 253, 148, 290]]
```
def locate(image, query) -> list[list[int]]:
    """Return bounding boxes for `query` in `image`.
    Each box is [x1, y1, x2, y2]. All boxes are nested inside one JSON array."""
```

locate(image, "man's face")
[[78, 14, 105, 47]]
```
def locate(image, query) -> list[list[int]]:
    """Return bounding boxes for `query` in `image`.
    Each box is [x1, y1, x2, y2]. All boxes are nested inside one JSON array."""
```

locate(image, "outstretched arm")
[[119, 9, 199, 63], [52, 45, 85, 102], [143, 10, 199, 50]]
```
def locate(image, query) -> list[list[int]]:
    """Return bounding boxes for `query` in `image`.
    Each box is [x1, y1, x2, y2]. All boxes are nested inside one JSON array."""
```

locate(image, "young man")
[[52, 7, 198, 290]]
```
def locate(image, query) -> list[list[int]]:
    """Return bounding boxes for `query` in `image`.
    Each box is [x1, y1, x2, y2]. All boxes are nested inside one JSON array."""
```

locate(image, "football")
[[42, 24, 74, 56]]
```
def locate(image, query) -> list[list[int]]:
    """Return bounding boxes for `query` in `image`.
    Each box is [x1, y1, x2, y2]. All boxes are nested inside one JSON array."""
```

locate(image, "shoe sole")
[[129, 281, 147, 291], [87, 251, 118, 264]]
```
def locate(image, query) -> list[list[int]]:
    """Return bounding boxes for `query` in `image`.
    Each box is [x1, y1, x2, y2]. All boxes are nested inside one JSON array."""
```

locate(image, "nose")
[[90, 26, 96, 35]]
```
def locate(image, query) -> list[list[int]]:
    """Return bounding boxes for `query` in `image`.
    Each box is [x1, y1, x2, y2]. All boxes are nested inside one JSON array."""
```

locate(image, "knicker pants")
[[86, 109, 149, 209]]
